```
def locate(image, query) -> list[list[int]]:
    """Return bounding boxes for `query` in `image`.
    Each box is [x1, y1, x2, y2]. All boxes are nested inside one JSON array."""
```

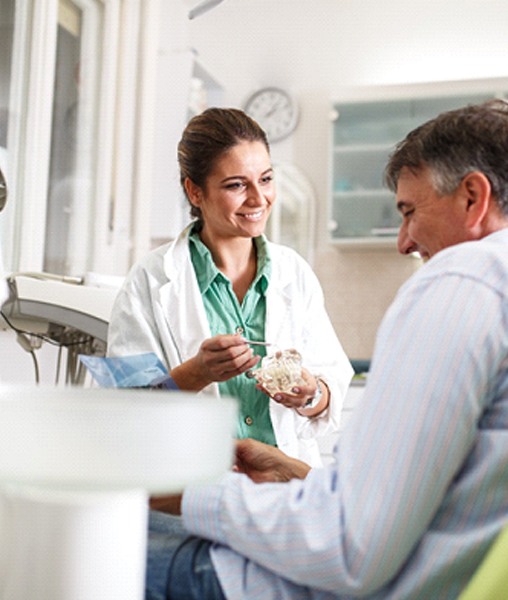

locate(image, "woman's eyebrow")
[[220, 175, 245, 183], [220, 168, 273, 184]]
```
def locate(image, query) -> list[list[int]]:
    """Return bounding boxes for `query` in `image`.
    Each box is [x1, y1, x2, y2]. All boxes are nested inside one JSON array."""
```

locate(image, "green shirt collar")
[[189, 227, 271, 294]]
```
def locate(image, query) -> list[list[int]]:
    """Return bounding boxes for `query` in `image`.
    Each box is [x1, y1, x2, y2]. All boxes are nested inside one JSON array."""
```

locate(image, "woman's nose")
[[246, 184, 265, 204]]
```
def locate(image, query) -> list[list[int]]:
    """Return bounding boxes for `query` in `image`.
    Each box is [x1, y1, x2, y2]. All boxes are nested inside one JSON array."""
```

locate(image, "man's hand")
[[149, 494, 183, 515], [234, 438, 311, 483], [149, 439, 311, 514]]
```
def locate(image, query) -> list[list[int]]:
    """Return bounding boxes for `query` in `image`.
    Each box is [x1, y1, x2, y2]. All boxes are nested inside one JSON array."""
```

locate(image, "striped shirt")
[[182, 229, 508, 599]]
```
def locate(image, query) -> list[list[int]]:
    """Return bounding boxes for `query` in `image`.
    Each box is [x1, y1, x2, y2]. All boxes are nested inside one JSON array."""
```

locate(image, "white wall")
[[0, 329, 63, 385], [186, 0, 508, 101], [3, 0, 507, 383], [184, 0, 508, 244], [151, 0, 193, 242], [176, 0, 508, 359]]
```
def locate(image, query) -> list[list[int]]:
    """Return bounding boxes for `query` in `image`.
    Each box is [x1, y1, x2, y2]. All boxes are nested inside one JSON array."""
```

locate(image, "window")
[[1, 0, 158, 278], [0, 0, 14, 196], [45, 1, 88, 274]]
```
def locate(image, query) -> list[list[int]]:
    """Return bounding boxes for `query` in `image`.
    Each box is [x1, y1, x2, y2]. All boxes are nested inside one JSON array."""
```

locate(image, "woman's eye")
[[225, 181, 245, 190], [260, 175, 274, 185]]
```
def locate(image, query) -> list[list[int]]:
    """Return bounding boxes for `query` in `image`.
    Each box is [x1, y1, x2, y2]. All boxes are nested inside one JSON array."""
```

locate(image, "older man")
[[146, 99, 508, 600]]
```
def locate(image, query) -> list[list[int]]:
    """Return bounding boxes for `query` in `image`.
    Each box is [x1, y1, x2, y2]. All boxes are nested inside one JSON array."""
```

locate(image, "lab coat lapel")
[[265, 257, 293, 348], [159, 227, 211, 362]]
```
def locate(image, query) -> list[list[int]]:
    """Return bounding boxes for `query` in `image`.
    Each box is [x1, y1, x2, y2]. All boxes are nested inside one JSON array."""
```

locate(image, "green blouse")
[[189, 228, 277, 446]]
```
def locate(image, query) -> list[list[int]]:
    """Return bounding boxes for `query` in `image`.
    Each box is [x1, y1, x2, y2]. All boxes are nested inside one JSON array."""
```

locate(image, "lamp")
[[188, 0, 226, 20]]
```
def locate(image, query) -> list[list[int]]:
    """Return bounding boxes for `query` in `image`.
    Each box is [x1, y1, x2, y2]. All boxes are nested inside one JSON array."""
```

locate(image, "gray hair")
[[384, 99, 508, 215]]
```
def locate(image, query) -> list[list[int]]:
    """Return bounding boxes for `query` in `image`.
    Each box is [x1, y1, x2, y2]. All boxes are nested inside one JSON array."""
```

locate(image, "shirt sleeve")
[[182, 268, 505, 595]]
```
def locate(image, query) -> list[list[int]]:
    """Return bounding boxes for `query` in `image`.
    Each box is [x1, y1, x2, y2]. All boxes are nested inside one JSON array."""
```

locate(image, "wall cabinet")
[[329, 80, 508, 246]]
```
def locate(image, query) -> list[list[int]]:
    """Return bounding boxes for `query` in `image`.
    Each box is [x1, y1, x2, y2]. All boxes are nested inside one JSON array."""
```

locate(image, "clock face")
[[244, 87, 299, 143]]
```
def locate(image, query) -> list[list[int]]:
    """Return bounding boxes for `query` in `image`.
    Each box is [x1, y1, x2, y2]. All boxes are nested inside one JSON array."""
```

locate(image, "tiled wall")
[[314, 245, 422, 360]]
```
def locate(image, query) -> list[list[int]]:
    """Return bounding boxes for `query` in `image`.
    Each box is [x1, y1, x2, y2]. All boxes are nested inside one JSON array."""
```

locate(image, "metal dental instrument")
[[242, 340, 281, 379], [243, 339, 274, 347]]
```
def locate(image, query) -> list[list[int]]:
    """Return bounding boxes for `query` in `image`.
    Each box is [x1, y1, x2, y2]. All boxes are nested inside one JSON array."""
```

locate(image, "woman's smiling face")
[[186, 140, 275, 241]]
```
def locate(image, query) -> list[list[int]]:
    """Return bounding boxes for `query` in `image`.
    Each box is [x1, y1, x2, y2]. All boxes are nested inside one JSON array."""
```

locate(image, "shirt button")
[[236, 326, 244, 334], [245, 416, 253, 426]]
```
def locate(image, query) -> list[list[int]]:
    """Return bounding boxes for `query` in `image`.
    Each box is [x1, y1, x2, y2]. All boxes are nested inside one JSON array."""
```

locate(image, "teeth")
[[242, 211, 263, 220]]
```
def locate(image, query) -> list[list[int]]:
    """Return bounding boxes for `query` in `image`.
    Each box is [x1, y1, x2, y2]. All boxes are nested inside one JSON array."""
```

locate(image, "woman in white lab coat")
[[108, 108, 353, 467]]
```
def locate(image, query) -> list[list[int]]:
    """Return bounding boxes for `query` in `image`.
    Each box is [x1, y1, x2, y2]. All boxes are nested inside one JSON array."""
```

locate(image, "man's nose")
[[397, 223, 417, 255]]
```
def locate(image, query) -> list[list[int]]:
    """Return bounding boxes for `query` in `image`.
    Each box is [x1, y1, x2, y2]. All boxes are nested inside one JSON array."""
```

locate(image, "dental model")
[[247, 348, 305, 395]]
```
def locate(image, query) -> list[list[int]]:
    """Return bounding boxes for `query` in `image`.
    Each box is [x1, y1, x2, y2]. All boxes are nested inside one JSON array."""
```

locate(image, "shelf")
[[329, 237, 398, 251], [332, 189, 392, 198], [333, 143, 393, 153]]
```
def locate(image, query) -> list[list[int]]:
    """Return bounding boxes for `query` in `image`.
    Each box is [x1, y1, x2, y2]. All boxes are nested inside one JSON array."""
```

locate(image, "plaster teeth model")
[[248, 348, 305, 395]]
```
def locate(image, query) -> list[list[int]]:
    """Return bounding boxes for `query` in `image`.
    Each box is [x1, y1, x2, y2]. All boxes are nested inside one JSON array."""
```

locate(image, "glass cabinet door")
[[330, 100, 408, 240], [329, 91, 499, 244]]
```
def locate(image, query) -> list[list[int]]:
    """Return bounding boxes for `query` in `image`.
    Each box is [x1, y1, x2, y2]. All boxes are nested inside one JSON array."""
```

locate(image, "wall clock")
[[244, 87, 299, 143]]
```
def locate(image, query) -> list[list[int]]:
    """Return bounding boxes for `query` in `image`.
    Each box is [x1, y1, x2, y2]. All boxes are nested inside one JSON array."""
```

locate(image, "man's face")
[[395, 166, 470, 259]]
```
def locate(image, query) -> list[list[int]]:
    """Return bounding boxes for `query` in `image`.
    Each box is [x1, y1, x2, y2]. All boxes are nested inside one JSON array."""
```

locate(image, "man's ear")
[[184, 178, 203, 208], [461, 171, 491, 228]]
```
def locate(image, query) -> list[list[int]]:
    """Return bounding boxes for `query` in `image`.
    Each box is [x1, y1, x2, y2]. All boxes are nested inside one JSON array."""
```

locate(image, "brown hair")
[[177, 107, 270, 224]]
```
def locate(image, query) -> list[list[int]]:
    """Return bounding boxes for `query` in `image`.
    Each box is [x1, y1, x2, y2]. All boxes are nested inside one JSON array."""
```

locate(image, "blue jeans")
[[146, 509, 227, 600]]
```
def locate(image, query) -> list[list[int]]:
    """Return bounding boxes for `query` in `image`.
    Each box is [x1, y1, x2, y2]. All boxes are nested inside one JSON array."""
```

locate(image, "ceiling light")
[[188, 0, 226, 20]]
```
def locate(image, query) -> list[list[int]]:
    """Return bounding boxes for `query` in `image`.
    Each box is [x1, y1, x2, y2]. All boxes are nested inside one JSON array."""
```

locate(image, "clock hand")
[[264, 99, 283, 118]]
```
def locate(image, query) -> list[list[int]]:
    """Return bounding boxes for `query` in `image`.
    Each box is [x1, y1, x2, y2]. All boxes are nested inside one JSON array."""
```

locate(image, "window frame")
[[3, 0, 158, 276]]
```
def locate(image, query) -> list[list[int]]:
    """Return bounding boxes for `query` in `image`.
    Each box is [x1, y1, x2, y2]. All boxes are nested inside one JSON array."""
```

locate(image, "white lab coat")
[[108, 225, 353, 466]]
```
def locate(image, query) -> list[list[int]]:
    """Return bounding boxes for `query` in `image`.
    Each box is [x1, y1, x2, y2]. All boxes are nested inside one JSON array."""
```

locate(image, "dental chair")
[[0, 164, 123, 385], [1, 270, 123, 385], [458, 524, 508, 600]]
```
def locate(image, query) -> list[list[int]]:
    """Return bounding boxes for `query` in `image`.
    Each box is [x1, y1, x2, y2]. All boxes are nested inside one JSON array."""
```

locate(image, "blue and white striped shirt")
[[182, 229, 508, 599]]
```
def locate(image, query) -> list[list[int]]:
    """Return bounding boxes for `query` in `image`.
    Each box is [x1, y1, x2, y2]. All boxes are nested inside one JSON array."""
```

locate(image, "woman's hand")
[[257, 368, 330, 417], [171, 334, 260, 391], [234, 438, 311, 483]]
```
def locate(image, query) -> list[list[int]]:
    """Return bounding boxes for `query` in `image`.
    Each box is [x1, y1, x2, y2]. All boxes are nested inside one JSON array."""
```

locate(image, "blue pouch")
[[79, 352, 175, 389]]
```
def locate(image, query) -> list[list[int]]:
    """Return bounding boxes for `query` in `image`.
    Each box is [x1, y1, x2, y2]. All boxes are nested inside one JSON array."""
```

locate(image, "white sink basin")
[[0, 385, 237, 493], [0, 385, 238, 600]]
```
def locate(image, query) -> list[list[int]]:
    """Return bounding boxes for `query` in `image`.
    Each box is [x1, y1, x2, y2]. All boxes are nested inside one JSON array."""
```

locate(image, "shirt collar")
[[189, 226, 271, 294]]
